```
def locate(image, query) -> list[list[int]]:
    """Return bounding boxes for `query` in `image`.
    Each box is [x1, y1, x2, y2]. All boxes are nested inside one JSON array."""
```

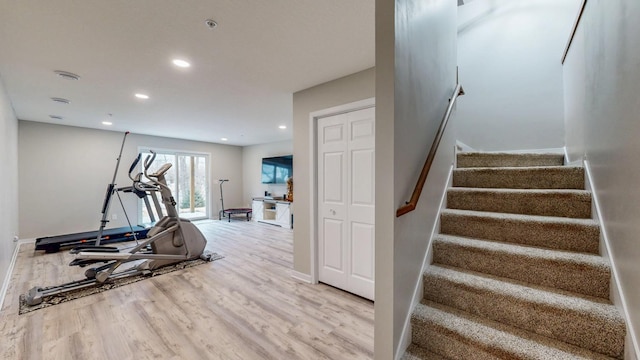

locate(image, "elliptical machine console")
[[26, 151, 213, 305]]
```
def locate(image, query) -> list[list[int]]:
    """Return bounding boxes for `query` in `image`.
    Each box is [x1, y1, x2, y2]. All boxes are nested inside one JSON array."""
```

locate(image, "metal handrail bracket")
[[396, 83, 465, 217]]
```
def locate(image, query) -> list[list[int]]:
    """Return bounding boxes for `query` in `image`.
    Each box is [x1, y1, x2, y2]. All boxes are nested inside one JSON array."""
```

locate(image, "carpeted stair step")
[[422, 265, 625, 358], [432, 234, 610, 299], [457, 152, 565, 168], [440, 209, 600, 254], [402, 344, 449, 360], [411, 300, 618, 360], [453, 166, 585, 189], [446, 187, 592, 218]]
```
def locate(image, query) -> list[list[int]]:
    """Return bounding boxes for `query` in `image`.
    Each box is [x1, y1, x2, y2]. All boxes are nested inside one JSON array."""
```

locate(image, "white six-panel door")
[[317, 107, 375, 300]]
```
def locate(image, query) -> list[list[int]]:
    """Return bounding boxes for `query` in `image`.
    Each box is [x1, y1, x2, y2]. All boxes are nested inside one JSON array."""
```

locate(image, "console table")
[[252, 198, 293, 229]]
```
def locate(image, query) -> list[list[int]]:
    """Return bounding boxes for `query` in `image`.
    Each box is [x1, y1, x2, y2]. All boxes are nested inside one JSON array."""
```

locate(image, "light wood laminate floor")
[[0, 220, 374, 359]]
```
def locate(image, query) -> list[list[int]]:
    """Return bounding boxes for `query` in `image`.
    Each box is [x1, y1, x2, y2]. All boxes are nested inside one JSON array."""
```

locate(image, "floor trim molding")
[[0, 241, 23, 312], [395, 164, 454, 360], [584, 160, 640, 359], [291, 270, 312, 283]]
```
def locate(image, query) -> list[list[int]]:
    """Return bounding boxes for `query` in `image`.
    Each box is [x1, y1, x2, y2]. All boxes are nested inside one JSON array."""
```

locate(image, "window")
[[138, 149, 210, 223]]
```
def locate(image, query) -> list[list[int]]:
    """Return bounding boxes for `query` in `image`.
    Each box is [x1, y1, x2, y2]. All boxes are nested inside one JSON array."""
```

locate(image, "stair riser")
[[411, 301, 619, 360], [446, 190, 592, 218], [402, 345, 449, 360], [411, 319, 505, 360], [432, 240, 610, 299], [456, 153, 564, 168], [453, 168, 585, 189], [440, 213, 600, 254], [422, 274, 625, 358]]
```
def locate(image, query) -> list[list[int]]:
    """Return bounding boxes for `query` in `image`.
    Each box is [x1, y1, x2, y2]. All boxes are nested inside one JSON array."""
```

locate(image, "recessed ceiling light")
[[51, 97, 70, 104], [135, 93, 149, 99], [54, 70, 80, 80], [172, 59, 191, 68], [278, 125, 287, 129], [49, 115, 64, 120], [102, 113, 114, 125], [221, 137, 228, 141]]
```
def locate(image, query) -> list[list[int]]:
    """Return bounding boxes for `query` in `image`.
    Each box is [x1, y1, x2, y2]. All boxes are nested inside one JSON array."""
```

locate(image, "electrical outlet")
[[111, 214, 118, 220]]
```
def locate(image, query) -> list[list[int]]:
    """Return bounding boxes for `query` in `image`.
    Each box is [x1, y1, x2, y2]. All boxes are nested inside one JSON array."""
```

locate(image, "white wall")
[[0, 75, 19, 301], [241, 140, 293, 206], [292, 68, 375, 275], [19, 121, 243, 239], [563, 0, 640, 356], [375, 0, 458, 358], [456, 0, 580, 151]]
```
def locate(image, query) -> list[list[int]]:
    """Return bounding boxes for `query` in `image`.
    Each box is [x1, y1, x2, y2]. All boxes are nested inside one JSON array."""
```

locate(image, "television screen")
[[261, 155, 293, 184]]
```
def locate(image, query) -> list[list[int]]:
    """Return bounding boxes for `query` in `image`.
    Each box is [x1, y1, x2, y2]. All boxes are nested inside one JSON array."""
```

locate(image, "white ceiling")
[[0, 1, 375, 146]]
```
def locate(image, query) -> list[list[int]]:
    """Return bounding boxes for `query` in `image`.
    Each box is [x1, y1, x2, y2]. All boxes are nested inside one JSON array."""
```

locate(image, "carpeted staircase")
[[403, 152, 626, 360]]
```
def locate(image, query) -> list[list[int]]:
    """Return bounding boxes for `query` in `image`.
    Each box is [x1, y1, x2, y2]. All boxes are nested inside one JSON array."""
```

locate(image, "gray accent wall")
[[18, 121, 243, 239], [376, 0, 458, 357], [242, 140, 293, 207], [292, 68, 375, 275], [375, 0, 395, 357], [456, 0, 580, 151], [0, 75, 19, 295], [563, 0, 640, 354]]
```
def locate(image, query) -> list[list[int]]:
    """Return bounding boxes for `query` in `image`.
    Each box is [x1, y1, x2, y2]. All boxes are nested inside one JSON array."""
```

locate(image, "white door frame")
[[308, 97, 375, 284]]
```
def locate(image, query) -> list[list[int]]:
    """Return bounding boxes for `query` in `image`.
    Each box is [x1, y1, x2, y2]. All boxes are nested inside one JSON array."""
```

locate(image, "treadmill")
[[35, 138, 163, 254], [34, 226, 150, 253]]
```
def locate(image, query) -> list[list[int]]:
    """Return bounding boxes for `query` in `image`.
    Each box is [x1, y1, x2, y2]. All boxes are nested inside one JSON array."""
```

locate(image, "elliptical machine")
[[26, 151, 213, 305]]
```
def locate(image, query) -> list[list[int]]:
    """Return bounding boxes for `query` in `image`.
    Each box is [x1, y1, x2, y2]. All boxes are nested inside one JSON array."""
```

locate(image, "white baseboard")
[[291, 270, 312, 283], [395, 164, 454, 360], [563, 146, 583, 166], [19, 238, 35, 245], [455, 140, 475, 152], [584, 161, 640, 359], [0, 240, 23, 312]]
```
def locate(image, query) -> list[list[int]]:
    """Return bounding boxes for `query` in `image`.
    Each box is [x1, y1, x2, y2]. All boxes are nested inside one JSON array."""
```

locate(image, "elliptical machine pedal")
[[200, 250, 215, 262], [70, 246, 120, 254]]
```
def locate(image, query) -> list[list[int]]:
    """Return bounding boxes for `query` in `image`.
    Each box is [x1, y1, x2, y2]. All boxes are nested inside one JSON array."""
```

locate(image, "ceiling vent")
[[54, 70, 80, 80], [49, 115, 64, 120], [51, 97, 71, 104]]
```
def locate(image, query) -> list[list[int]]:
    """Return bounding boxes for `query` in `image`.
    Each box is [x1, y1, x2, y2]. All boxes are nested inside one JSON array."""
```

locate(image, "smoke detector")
[[205, 19, 218, 29]]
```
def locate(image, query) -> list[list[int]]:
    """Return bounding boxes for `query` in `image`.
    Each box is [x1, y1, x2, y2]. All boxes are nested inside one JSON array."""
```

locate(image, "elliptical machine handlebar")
[[128, 153, 142, 181], [144, 151, 157, 172], [142, 151, 172, 195], [144, 152, 171, 187], [125, 152, 159, 193]]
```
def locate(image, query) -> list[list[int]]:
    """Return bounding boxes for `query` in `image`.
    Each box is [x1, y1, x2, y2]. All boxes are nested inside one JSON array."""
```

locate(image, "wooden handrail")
[[562, 0, 588, 64], [396, 83, 465, 217]]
